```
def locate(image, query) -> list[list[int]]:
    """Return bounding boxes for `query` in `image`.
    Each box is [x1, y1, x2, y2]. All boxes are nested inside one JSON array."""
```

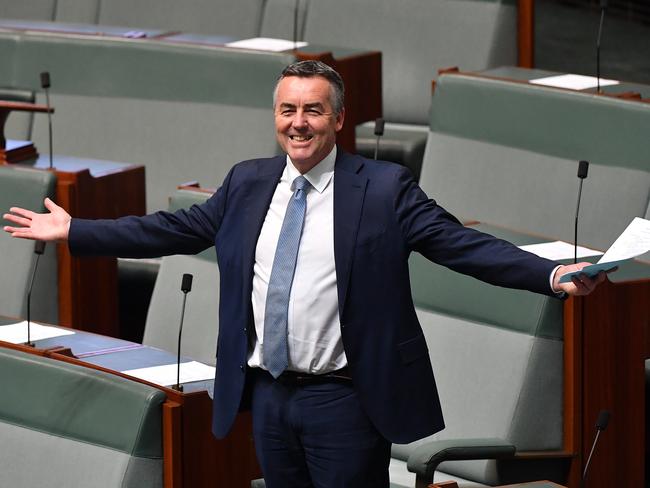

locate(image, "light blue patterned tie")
[[263, 175, 311, 378]]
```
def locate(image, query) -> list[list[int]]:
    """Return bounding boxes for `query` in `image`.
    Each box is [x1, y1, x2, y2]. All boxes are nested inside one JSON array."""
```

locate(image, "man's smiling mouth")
[[290, 135, 313, 142]]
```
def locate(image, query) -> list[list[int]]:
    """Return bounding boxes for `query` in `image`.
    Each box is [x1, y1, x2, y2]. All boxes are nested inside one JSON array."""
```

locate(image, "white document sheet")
[[529, 74, 619, 90], [519, 240, 603, 261], [559, 217, 650, 283], [599, 217, 650, 263], [121, 361, 216, 386], [225, 37, 308, 52], [0, 321, 75, 344]]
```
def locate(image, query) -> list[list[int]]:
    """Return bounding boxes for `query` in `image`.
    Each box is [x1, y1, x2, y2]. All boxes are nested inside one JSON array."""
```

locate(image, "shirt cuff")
[[550, 265, 567, 298]]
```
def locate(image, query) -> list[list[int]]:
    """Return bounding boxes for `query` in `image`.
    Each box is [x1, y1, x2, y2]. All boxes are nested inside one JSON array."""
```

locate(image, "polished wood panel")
[[569, 279, 649, 488], [54, 164, 146, 337], [518, 0, 535, 67]]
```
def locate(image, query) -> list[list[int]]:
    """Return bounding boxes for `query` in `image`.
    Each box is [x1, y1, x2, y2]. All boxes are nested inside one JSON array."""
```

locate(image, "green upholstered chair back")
[[143, 188, 219, 365], [419, 73, 650, 251], [0, 346, 165, 488], [259, 0, 310, 41], [389, 232, 564, 485], [0, 165, 58, 323], [53, 0, 101, 23], [0, 32, 292, 211], [0, 87, 35, 141], [96, 0, 265, 37], [0, 0, 56, 20], [303, 0, 517, 125]]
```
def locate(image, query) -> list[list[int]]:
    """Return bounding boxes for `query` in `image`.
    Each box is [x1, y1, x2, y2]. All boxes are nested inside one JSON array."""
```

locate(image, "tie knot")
[[292, 176, 310, 193]]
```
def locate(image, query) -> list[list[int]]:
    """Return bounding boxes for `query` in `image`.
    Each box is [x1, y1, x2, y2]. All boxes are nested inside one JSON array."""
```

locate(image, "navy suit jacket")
[[70, 149, 558, 444]]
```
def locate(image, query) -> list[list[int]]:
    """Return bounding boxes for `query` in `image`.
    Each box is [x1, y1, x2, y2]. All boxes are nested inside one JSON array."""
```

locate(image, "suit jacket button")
[[243, 327, 247, 334], [240, 364, 245, 372]]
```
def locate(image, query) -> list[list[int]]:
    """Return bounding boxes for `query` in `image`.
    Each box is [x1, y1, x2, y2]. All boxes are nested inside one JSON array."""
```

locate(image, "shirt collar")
[[285, 145, 336, 194]]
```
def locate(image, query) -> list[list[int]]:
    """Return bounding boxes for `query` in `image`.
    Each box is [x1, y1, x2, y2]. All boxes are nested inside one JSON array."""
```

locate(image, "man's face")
[[274, 75, 344, 173]]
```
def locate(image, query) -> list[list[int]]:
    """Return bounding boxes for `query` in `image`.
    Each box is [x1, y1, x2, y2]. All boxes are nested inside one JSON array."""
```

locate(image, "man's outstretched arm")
[[3, 197, 71, 242]]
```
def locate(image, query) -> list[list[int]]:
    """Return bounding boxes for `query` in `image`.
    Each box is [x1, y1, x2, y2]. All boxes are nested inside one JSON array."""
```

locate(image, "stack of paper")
[[0, 322, 75, 344], [121, 361, 216, 387]]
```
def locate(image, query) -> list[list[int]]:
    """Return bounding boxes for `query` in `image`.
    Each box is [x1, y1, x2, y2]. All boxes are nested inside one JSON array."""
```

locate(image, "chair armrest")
[[406, 437, 516, 479]]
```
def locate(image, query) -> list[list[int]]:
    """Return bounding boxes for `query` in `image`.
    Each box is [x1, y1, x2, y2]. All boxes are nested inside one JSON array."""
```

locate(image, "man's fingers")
[[3, 226, 34, 239], [3, 214, 32, 227], [8, 207, 37, 220], [44, 197, 59, 212]]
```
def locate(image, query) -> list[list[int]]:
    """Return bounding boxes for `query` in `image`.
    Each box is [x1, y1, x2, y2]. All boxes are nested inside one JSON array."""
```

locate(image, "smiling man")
[[273, 71, 344, 173], [3, 60, 606, 487]]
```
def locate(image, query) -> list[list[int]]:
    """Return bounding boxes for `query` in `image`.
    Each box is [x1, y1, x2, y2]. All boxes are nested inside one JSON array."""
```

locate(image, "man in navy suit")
[[4, 61, 606, 487]]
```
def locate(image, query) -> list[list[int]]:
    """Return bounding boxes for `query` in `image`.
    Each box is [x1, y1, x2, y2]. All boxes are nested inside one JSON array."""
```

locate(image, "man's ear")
[[335, 108, 345, 132]]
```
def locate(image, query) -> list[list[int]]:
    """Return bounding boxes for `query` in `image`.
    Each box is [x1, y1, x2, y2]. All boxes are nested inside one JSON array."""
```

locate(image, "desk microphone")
[[373, 117, 385, 160], [293, 0, 300, 50], [582, 409, 610, 486], [173, 273, 193, 392], [596, 0, 607, 93], [40, 72, 54, 170], [574, 160, 589, 264], [26, 240, 46, 347]]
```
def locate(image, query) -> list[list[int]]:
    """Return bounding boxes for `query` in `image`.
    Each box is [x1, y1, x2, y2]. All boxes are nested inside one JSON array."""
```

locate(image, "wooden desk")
[[468, 223, 649, 488], [564, 276, 649, 488], [7, 155, 146, 337], [0, 318, 261, 488], [475, 66, 650, 101]]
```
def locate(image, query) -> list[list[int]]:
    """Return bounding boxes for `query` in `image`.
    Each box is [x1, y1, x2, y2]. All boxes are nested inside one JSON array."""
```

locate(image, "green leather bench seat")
[[0, 347, 166, 487], [259, 0, 310, 40], [0, 0, 265, 35], [419, 73, 650, 251], [0, 31, 292, 211], [0, 165, 58, 323], [389, 224, 565, 487], [96, 0, 264, 38], [298, 0, 518, 175], [0, 0, 56, 21]]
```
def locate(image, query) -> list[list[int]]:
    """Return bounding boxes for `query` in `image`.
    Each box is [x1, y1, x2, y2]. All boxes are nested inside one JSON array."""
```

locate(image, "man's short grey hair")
[[273, 60, 345, 115]]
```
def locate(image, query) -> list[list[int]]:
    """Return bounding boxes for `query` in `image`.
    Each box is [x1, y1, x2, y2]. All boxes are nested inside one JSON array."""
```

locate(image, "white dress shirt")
[[248, 146, 347, 374]]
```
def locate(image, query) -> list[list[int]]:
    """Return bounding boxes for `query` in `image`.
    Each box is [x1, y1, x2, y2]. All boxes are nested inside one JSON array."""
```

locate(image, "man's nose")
[[292, 111, 308, 129]]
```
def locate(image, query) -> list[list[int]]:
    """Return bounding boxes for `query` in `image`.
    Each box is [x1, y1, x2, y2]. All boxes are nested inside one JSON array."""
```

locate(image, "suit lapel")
[[333, 150, 367, 316]]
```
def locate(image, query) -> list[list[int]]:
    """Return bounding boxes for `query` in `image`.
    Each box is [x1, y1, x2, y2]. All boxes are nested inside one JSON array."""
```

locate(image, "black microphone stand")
[[40, 72, 54, 170], [293, 0, 299, 51], [582, 410, 611, 487], [173, 273, 194, 392], [26, 241, 46, 347], [574, 160, 589, 264], [596, 0, 607, 94]]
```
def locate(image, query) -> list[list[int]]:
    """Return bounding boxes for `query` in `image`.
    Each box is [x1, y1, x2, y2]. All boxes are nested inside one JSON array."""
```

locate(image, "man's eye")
[[306, 109, 322, 115]]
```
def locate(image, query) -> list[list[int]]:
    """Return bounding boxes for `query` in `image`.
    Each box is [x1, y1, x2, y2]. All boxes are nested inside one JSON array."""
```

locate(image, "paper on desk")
[[530, 74, 619, 90], [121, 361, 215, 386], [559, 217, 650, 283], [0, 321, 75, 344], [225, 37, 307, 52], [519, 241, 603, 261], [599, 217, 650, 263]]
